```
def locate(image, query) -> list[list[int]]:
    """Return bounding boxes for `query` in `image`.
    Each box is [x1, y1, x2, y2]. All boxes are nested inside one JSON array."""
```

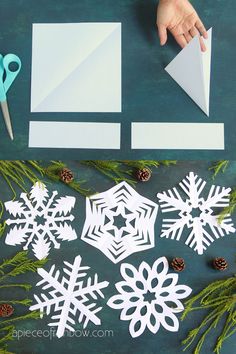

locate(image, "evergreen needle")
[[182, 276, 236, 354]]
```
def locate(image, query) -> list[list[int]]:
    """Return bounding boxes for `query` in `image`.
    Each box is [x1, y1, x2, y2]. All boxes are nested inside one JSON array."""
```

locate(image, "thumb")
[[158, 24, 168, 46]]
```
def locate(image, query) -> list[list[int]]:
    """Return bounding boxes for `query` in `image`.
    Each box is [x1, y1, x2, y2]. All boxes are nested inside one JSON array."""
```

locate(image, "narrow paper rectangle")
[[132, 123, 224, 150], [29, 121, 121, 149]]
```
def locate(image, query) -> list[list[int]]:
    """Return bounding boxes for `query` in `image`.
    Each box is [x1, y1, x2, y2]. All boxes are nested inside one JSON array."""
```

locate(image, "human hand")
[[156, 0, 208, 51]]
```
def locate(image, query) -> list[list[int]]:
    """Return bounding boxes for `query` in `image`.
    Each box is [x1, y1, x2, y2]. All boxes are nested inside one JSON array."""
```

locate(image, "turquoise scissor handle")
[[0, 53, 21, 101]]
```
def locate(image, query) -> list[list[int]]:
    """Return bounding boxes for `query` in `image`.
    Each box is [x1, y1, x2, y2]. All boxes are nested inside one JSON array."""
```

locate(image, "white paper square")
[[31, 23, 122, 112]]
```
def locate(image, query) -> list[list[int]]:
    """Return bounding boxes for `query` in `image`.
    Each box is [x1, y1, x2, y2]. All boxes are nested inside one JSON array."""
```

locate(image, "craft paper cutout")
[[29, 121, 121, 149], [165, 28, 212, 116], [131, 122, 224, 150], [30, 255, 109, 338], [107, 257, 192, 338], [31, 23, 121, 112], [157, 172, 235, 255], [81, 181, 158, 263], [5, 182, 77, 260]]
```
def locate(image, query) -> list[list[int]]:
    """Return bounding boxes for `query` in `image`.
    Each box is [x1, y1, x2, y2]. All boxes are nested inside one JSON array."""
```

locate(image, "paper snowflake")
[[107, 256, 191, 338], [81, 181, 158, 263], [30, 255, 109, 338], [5, 182, 77, 260], [157, 172, 235, 255]]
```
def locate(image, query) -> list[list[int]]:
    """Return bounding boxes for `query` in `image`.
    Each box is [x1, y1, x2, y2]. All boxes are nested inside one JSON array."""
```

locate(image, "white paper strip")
[[29, 121, 121, 149], [131, 123, 224, 150]]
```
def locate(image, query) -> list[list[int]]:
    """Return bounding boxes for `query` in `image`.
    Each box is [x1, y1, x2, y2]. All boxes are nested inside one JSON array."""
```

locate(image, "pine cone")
[[59, 168, 74, 184], [213, 257, 228, 271], [171, 257, 185, 272], [0, 303, 14, 317], [136, 168, 152, 182]]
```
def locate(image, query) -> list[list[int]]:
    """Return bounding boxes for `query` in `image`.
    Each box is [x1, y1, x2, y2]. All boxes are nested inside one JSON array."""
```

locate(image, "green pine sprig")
[[0, 161, 43, 199], [0, 251, 48, 353], [209, 161, 230, 179], [82, 160, 177, 186], [43, 161, 92, 196], [182, 276, 236, 354], [218, 188, 236, 223], [82, 160, 137, 186]]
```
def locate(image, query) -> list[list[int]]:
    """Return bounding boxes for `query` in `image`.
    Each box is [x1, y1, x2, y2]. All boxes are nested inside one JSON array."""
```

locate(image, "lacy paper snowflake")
[[157, 172, 235, 255], [5, 182, 77, 260], [107, 256, 191, 338], [81, 181, 158, 263], [30, 255, 109, 338]]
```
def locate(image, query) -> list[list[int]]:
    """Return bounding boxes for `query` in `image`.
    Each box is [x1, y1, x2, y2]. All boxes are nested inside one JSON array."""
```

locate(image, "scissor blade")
[[1, 101, 14, 140]]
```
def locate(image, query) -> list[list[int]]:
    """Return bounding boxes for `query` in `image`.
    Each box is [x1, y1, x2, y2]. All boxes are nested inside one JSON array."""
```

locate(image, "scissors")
[[0, 54, 21, 140]]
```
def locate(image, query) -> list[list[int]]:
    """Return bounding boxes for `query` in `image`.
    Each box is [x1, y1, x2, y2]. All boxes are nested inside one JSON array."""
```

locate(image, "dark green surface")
[[0, 161, 236, 354], [0, 0, 235, 159]]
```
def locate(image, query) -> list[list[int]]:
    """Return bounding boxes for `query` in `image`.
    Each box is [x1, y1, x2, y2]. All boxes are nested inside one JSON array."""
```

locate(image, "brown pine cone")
[[0, 303, 14, 317], [213, 257, 228, 271], [59, 168, 74, 184], [136, 168, 152, 182], [171, 257, 185, 272]]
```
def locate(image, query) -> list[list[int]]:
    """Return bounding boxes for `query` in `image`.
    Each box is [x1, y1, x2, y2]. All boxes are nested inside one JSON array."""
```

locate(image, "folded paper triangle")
[[165, 28, 212, 116]]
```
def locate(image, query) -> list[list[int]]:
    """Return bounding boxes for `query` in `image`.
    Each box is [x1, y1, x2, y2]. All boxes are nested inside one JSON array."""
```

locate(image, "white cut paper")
[[165, 28, 212, 116], [29, 121, 121, 149], [5, 182, 77, 260], [107, 257, 192, 338], [157, 172, 235, 255], [81, 181, 158, 263], [131, 122, 224, 150], [31, 23, 121, 112], [30, 255, 109, 338]]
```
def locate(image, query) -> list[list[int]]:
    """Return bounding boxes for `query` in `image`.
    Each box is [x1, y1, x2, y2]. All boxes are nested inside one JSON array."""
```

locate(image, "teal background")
[[0, 160, 235, 354], [0, 0, 235, 159]]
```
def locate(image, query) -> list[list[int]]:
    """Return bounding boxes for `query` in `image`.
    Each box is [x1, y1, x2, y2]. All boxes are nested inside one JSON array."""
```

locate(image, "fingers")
[[190, 27, 206, 52], [196, 19, 208, 39], [184, 32, 192, 44], [174, 34, 188, 49], [199, 36, 207, 52], [158, 24, 168, 46], [189, 27, 199, 38]]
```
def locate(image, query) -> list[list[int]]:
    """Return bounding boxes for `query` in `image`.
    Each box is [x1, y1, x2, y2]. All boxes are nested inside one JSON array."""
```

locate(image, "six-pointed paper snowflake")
[[30, 255, 109, 338], [5, 182, 77, 260], [157, 172, 235, 255], [81, 181, 158, 263], [107, 256, 191, 338]]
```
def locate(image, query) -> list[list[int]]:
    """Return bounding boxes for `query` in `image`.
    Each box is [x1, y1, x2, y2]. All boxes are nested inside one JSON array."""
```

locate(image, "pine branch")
[[218, 188, 236, 223], [121, 160, 161, 169], [0, 326, 14, 345], [0, 161, 42, 198], [43, 161, 92, 196], [0, 252, 46, 353], [0, 284, 31, 291], [0, 348, 14, 354], [0, 311, 40, 326], [82, 160, 137, 187], [122, 160, 177, 168], [182, 276, 236, 354], [0, 251, 29, 275], [209, 161, 230, 179], [0, 299, 32, 306], [0, 201, 5, 239], [0, 258, 47, 283]]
